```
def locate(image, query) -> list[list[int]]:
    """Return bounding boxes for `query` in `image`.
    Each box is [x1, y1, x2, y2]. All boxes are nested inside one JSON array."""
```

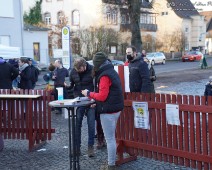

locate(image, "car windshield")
[[186, 51, 196, 55], [146, 53, 155, 57]]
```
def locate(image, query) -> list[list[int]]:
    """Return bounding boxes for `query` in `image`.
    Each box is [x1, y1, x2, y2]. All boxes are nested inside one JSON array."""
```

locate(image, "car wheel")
[[162, 59, 165, 64], [151, 60, 155, 65]]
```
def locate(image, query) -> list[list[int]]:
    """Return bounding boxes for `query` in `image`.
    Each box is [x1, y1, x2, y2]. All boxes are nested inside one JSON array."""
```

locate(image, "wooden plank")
[[156, 94, 162, 161], [0, 94, 41, 99], [151, 93, 157, 160], [189, 95, 196, 169], [177, 95, 184, 166], [201, 96, 209, 170], [122, 140, 212, 163], [161, 94, 167, 162], [3, 93, 7, 138], [167, 94, 173, 163], [183, 95, 190, 167], [43, 90, 47, 141], [124, 100, 212, 113], [47, 90, 52, 140], [37, 90, 42, 140], [207, 97, 212, 169], [172, 95, 178, 165], [141, 93, 148, 158], [195, 96, 202, 169], [7, 99, 12, 139]]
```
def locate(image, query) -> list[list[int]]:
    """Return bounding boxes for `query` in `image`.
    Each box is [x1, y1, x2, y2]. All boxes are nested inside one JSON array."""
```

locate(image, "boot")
[[88, 145, 94, 157]]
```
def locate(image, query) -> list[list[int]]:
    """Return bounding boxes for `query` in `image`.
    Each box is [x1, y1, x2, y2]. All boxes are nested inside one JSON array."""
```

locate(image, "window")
[[0, 0, 14, 17], [46, 0, 52, 2], [185, 27, 189, 33], [72, 10, 80, 26], [111, 10, 117, 24], [121, 15, 126, 24], [106, 12, 111, 24], [44, 12, 51, 25], [33, 43, 40, 61], [105, 7, 117, 25], [57, 11, 64, 24], [161, 12, 168, 16]]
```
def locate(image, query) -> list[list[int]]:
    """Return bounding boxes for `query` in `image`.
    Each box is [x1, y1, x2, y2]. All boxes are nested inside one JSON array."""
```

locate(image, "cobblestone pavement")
[[0, 110, 194, 170], [1, 70, 204, 170]]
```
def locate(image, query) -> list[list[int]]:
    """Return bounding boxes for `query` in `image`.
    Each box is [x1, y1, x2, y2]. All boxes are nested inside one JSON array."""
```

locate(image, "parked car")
[[182, 51, 203, 62], [146, 52, 166, 65], [87, 59, 124, 66]]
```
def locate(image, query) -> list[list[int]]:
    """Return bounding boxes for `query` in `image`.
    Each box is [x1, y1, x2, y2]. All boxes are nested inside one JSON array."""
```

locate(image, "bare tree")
[[77, 26, 119, 59], [102, 0, 144, 52]]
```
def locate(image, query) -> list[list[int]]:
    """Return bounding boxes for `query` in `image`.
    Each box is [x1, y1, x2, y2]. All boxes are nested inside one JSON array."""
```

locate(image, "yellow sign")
[[63, 28, 68, 35]]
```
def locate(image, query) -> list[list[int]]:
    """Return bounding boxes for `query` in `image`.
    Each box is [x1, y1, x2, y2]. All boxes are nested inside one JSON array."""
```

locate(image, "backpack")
[[31, 66, 40, 83]]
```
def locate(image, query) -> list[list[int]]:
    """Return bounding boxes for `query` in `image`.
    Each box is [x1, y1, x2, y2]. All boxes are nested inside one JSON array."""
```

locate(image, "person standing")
[[52, 59, 69, 114], [18, 58, 32, 90], [0, 57, 18, 89], [126, 46, 151, 93], [28, 58, 40, 89], [69, 57, 95, 157], [141, 49, 146, 58], [82, 52, 124, 170]]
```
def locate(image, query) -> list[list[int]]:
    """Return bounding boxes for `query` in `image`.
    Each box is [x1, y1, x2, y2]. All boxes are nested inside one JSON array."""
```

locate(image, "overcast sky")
[[22, 0, 212, 13]]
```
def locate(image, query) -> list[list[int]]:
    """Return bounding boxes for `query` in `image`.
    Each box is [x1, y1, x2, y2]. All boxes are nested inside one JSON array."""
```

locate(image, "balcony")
[[120, 23, 157, 32], [140, 23, 157, 32]]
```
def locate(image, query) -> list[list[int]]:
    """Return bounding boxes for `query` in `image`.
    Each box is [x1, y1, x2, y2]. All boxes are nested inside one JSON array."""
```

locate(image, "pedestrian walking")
[[204, 76, 212, 103], [69, 57, 95, 157], [28, 58, 39, 89], [18, 58, 32, 90], [52, 59, 69, 114], [0, 57, 18, 89], [144, 57, 156, 93], [126, 46, 151, 93], [82, 52, 124, 170]]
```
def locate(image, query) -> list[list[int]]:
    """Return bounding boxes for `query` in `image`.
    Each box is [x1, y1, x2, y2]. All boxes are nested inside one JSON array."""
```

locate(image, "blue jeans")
[[76, 106, 95, 147], [100, 111, 121, 166]]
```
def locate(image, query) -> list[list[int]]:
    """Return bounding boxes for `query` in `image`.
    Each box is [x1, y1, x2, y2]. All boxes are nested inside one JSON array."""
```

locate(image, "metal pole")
[[68, 108, 72, 170]]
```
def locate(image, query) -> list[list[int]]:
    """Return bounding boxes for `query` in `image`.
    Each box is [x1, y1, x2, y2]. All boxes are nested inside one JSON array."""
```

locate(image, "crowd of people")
[[0, 57, 39, 90]]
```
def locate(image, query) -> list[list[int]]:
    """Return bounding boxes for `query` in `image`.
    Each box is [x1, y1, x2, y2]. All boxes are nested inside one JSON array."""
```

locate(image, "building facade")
[[152, 0, 207, 53], [0, 0, 24, 53]]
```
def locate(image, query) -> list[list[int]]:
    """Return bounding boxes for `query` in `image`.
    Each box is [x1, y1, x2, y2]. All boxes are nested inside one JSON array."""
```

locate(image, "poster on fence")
[[132, 102, 149, 129], [166, 104, 180, 125]]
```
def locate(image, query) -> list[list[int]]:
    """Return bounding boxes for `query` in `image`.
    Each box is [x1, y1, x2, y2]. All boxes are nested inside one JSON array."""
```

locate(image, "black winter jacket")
[[204, 82, 212, 97], [19, 66, 33, 89], [95, 63, 124, 114], [129, 56, 151, 92], [0, 61, 19, 89], [69, 63, 94, 97]]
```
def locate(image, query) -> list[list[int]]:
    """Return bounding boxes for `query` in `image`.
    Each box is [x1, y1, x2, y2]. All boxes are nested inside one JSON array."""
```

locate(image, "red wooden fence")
[[116, 93, 212, 170], [0, 89, 55, 151]]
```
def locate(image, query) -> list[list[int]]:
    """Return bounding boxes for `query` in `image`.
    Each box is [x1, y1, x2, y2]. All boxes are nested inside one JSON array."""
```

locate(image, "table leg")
[[68, 108, 72, 170], [69, 107, 80, 170]]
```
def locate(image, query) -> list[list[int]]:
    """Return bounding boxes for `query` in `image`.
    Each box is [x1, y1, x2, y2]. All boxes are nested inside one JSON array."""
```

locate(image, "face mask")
[[127, 55, 133, 61]]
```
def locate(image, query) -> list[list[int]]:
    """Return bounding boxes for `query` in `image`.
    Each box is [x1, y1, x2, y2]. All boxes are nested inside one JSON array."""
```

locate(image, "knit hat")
[[93, 52, 107, 70]]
